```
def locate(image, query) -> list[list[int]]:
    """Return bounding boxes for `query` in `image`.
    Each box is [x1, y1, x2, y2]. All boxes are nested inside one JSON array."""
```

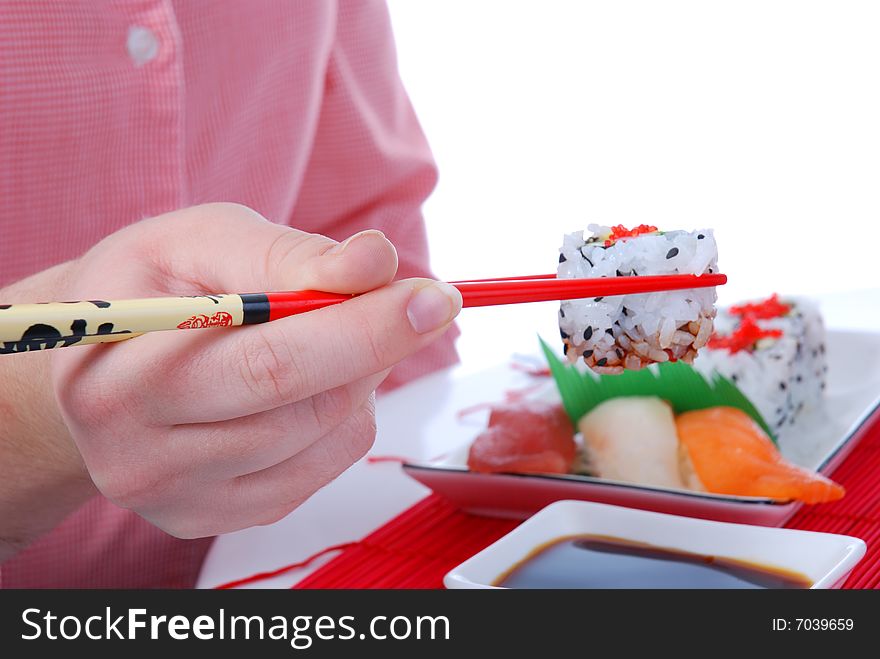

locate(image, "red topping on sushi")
[[729, 293, 791, 320], [467, 400, 576, 475], [603, 224, 659, 247], [708, 316, 783, 353]]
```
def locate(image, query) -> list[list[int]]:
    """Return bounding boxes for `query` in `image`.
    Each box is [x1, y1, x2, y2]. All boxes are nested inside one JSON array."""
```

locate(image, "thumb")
[[134, 203, 399, 294], [293, 229, 399, 294]]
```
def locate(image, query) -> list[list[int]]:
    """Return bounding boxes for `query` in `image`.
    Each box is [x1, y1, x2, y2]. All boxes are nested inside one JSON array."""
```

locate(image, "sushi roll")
[[694, 294, 827, 434], [557, 224, 719, 374]]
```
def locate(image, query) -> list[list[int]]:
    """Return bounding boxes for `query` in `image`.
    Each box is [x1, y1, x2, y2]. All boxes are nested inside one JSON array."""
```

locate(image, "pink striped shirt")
[[0, 0, 457, 587]]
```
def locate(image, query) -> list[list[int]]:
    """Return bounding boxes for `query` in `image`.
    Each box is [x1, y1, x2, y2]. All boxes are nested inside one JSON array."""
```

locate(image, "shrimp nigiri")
[[676, 407, 844, 503]]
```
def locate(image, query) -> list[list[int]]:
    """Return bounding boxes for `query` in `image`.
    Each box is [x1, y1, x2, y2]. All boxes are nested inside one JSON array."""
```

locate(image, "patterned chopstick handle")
[[0, 293, 275, 354]]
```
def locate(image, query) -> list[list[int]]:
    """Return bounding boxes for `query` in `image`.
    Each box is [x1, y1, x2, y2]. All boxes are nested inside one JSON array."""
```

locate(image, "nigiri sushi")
[[676, 407, 844, 503], [578, 397, 685, 489], [558, 224, 718, 374], [467, 400, 576, 475]]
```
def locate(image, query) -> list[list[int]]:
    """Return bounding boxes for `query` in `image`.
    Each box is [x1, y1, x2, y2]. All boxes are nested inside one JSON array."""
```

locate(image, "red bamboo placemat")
[[291, 421, 880, 590]]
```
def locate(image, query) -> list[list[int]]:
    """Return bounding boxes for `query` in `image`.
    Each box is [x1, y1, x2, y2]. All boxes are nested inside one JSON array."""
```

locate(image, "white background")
[[387, 1, 880, 362]]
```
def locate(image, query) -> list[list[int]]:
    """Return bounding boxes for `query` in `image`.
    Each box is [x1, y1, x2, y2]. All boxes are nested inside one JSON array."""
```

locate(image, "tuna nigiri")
[[467, 400, 576, 475], [578, 397, 685, 489], [676, 407, 844, 503]]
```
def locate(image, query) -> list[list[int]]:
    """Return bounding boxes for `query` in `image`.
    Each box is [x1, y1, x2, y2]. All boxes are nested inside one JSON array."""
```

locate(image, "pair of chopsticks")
[[453, 272, 725, 307], [0, 273, 726, 353]]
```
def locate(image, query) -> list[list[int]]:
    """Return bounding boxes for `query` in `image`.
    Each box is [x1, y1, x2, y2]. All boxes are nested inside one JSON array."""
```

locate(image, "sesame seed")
[[605, 328, 614, 335], [559, 253, 566, 263], [560, 308, 565, 318], [596, 358, 608, 366], [616, 348, 623, 359], [583, 327, 593, 341], [666, 247, 679, 259], [594, 296, 604, 302], [697, 234, 705, 239], [579, 247, 593, 266], [622, 307, 629, 316], [779, 382, 787, 390], [583, 349, 593, 358], [560, 329, 569, 339]]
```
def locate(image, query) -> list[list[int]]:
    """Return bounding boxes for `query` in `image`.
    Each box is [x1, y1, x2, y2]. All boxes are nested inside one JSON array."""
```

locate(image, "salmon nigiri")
[[676, 407, 844, 504]]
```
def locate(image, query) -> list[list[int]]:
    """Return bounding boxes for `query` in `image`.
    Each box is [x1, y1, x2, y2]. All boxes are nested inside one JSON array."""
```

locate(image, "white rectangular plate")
[[444, 500, 866, 589], [403, 329, 880, 526]]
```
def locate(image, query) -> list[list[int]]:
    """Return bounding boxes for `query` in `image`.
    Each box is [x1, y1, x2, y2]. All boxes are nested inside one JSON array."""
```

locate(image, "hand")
[[47, 203, 460, 538]]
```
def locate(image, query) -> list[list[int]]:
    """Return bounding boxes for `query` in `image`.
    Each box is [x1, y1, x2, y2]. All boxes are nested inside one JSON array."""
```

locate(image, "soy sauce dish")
[[443, 501, 865, 589]]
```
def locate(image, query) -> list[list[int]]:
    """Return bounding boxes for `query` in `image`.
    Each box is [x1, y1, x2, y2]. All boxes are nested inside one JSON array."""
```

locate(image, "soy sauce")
[[494, 535, 812, 589]]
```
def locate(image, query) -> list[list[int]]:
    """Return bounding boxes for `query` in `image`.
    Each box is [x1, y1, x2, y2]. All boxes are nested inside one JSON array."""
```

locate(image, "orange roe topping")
[[708, 316, 783, 353], [729, 293, 791, 320], [603, 224, 659, 247]]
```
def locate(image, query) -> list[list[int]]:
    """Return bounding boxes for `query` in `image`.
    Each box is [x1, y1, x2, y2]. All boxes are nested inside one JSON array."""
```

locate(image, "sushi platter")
[[403, 225, 880, 527], [404, 327, 880, 526]]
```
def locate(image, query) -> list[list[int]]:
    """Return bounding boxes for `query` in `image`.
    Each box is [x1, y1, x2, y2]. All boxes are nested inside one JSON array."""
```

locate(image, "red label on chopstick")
[[177, 312, 234, 329]]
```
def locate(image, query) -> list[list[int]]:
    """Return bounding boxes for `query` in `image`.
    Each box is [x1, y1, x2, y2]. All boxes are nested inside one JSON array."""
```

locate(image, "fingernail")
[[406, 282, 462, 334], [326, 229, 387, 256]]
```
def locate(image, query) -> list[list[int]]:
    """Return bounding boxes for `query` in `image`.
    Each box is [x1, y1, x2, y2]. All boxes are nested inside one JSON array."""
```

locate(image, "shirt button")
[[126, 26, 159, 66]]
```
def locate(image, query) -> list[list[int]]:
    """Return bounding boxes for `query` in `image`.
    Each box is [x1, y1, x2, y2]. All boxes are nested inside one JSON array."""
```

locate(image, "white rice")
[[558, 225, 719, 373], [694, 297, 827, 436]]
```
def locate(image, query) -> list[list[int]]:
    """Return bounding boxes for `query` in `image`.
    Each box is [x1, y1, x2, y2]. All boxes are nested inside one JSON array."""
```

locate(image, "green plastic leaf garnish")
[[539, 337, 776, 442]]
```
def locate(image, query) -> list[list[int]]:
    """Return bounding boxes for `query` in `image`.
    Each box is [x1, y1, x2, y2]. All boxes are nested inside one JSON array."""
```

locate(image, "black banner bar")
[[0, 589, 874, 656]]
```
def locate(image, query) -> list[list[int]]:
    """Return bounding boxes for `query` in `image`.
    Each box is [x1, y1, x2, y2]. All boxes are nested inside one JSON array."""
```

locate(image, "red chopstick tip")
[[455, 273, 727, 308]]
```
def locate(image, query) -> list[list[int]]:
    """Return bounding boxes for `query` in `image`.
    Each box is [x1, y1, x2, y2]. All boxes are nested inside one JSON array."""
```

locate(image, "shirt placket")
[[113, 0, 186, 214]]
